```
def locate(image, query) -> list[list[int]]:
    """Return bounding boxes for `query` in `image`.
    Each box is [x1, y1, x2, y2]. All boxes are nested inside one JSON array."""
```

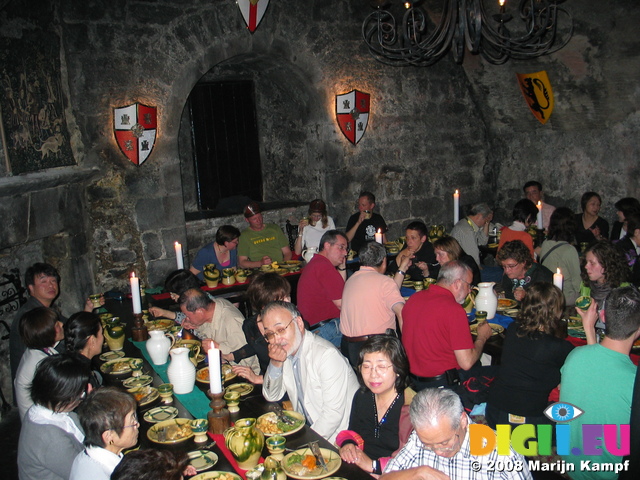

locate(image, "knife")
[[309, 441, 327, 472], [272, 403, 296, 426]]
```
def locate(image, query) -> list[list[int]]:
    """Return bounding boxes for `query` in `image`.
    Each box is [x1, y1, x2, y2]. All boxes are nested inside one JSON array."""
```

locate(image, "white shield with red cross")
[[113, 103, 157, 166], [336, 89, 370, 145], [237, 0, 270, 33]]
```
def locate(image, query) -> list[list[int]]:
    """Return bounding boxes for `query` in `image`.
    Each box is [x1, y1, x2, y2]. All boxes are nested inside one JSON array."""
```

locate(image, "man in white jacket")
[[261, 301, 359, 443]]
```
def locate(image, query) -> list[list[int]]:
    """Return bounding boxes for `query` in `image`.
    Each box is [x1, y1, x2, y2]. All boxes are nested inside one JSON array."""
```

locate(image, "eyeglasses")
[[360, 363, 393, 375], [502, 263, 521, 270], [263, 317, 295, 343], [459, 279, 475, 289], [123, 415, 140, 429], [420, 433, 460, 453]]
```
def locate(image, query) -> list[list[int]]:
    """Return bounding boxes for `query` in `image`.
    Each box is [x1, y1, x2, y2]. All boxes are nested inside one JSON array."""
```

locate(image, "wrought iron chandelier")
[[362, 0, 573, 66]]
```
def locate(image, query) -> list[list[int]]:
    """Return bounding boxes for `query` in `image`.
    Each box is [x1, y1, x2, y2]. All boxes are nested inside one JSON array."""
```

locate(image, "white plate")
[[127, 386, 159, 406], [122, 375, 153, 388], [256, 411, 305, 437], [282, 447, 342, 479], [188, 450, 219, 472], [100, 357, 135, 375], [143, 406, 179, 423], [147, 418, 194, 444], [99, 351, 125, 362], [225, 382, 253, 396]]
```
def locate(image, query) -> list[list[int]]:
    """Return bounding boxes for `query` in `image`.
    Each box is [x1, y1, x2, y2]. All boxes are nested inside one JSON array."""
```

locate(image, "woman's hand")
[[415, 261, 429, 276], [298, 218, 309, 230], [513, 287, 526, 302], [339, 444, 373, 472], [149, 306, 176, 320], [232, 365, 264, 384]]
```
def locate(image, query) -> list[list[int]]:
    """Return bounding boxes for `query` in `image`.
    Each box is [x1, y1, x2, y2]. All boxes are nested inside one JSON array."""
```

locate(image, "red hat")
[[244, 201, 262, 218]]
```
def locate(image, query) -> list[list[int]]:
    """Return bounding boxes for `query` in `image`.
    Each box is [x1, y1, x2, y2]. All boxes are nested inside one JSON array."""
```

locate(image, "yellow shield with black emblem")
[[516, 71, 554, 124]]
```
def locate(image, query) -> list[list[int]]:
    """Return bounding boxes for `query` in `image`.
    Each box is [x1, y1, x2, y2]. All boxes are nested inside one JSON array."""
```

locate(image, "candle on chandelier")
[[553, 268, 564, 290], [174, 242, 184, 269], [454, 190, 460, 224], [130, 272, 142, 314]]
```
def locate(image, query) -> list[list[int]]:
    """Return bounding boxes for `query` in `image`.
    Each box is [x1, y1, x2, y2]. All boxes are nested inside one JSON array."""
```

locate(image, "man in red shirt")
[[296, 230, 348, 348], [402, 260, 491, 391]]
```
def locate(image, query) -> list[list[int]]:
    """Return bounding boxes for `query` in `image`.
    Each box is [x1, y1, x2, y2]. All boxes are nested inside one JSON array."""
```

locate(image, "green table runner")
[[132, 340, 211, 419]]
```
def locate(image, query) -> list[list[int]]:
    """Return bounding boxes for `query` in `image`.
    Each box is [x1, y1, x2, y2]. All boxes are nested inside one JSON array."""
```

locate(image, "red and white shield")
[[336, 90, 370, 145], [113, 103, 157, 166], [237, 0, 270, 33]]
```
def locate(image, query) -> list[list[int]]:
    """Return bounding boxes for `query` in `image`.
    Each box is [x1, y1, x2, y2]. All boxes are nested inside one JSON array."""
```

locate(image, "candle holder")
[[207, 390, 230, 435], [131, 313, 149, 341]]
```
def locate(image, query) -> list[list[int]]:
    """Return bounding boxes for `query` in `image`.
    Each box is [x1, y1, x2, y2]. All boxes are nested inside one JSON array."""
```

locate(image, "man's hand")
[[202, 338, 220, 352], [149, 306, 176, 320], [268, 343, 287, 367], [577, 298, 599, 344], [476, 321, 492, 342], [261, 256, 273, 265]]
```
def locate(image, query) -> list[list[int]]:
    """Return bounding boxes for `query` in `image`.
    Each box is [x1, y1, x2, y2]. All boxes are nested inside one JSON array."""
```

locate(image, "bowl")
[[575, 296, 592, 310]]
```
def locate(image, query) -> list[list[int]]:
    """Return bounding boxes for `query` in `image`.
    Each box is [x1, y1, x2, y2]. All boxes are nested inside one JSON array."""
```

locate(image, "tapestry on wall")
[[0, 29, 74, 174]]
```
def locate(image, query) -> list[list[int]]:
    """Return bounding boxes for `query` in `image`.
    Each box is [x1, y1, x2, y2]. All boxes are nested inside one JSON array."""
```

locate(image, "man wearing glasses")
[[261, 301, 359, 444], [381, 388, 532, 479], [402, 261, 492, 391]]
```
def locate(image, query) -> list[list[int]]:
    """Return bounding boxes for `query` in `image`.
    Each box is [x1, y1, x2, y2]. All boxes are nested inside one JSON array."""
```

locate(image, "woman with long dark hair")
[[575, 191, 609, 247], [65, 311, 104, 388]]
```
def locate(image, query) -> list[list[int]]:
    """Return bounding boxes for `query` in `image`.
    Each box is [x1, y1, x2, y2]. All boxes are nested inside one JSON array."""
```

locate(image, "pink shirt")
[[340, 267, 404, 336]]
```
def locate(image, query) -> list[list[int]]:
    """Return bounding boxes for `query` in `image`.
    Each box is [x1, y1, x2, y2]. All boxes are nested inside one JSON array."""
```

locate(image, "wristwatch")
[[397, 269, 406, 276]]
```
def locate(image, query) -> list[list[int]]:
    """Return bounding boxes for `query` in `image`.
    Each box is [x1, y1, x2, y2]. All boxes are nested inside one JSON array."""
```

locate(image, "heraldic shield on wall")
[[237, 0, 270, 33], [113, 103, 157, 165], [516, 71, 554, 125], [336, 89, 370, 145]]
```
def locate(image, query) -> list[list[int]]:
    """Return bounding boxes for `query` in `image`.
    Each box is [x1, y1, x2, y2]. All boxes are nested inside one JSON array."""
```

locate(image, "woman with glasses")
[[485, 283, 574, 429], [14, 306, 65, 419], [18, 353, 92, 480], [497, 240, 553, 301], [294, 199, 336, 256], [69, 387, 139, 480], [336, 336, 413, 475], [65, 311, 104, 389], [190, 224, 241, 280]]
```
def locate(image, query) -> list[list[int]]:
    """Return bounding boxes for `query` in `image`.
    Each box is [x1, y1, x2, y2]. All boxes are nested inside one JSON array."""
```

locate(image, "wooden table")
[[101, 298, 372, 480]]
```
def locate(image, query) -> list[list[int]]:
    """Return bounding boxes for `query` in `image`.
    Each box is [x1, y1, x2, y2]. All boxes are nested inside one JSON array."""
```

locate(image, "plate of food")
[[496, 298, 519, 311], [99, 350, 125, 362], [147, 418, 194, 444], [469, 323, 504, 336], [256, 410, 305, 437], [143, 406, 179, 423], [567, 316, 583, 328], [282, 447, 341, 479], [190, 472, 241, 480], [100, 357, 135, 376], [188, 450, 219, 472], [123, 374, 153, 389], [127, 386, 159, 406], [225, 382, 254, 396], [146, 319, 176, 332], [196, 364, 237, 384]]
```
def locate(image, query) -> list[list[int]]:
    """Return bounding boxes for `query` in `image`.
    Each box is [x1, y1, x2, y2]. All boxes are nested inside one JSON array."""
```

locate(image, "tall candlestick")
[[130, 272, 142, 314], [536, 201, 543, 229], [374, 229, 383, 244], [553, 268, 564, 290], [175, 242, 184, 269], [453, 190, 460, 224], [208, 347, 223, 394]]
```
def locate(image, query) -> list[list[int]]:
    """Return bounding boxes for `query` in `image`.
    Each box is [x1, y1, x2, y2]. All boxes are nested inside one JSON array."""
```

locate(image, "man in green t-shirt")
[[238, 201, 292, 269]]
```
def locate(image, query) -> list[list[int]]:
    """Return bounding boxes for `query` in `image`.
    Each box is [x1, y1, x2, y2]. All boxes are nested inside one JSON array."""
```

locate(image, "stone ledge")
[[0, 166, 101, 197], [185, 200, 307, 221]]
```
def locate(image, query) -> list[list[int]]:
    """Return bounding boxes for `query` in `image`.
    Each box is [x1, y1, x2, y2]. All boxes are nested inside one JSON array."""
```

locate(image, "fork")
[[272, 403, 296, 425]]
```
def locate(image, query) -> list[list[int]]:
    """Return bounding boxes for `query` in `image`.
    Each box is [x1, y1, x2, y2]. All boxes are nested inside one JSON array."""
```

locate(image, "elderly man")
[[339, 241, 408, 366], [450, 203, 493, 268], [523, 180, 555, 230], [238, 201, 292, 269], [10, 262, 98, 382], [179, 288, 259, 374], [345, 191, 388, 253], [560, 286, 640, 479], [381, 388, 532, 480], [261, 301, 359, 443], [296, 230, 348, 348], [402, 261, 491, 391]]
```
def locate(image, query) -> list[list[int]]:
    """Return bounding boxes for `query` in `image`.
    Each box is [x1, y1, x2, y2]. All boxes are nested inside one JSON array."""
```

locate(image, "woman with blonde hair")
[[432, 236, 481, 285]]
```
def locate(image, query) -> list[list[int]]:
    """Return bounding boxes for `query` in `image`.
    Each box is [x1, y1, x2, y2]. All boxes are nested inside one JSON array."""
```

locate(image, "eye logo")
[[544, 402, 584, 422]]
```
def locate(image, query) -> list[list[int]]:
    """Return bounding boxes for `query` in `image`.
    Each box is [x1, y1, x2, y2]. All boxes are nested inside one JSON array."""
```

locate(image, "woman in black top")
[[433, 236, 481, 286], [337, 335, 410, 475], [486, 283, 574, 429], [65, 311, 104, 389], [575, 191, 609, 247]]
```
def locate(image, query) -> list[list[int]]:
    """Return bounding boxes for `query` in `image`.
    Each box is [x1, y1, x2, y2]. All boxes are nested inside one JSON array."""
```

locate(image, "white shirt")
[[70, 446, 122, 480]]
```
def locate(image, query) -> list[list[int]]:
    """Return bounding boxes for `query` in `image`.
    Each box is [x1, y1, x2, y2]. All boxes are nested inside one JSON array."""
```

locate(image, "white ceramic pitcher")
[[302, 246, 317, 263], [146, 330, 175, 366], [475, 282, 498, 320], [167, 347, 196, 394]]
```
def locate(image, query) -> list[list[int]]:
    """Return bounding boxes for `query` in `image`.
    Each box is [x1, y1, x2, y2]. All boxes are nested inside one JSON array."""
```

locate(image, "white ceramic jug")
[[146, 330, 175, 366], [302, 247, 317, 263], [167, 347, 196, 394], [475, 282, 498, 320]]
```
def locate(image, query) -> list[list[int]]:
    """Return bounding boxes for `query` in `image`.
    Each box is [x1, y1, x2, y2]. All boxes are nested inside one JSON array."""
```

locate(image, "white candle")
[[130, 272, 142, 314], [174, 242, 184, 269], [536, 201, 543, 229], [208, 346, 223, 394], [453, 190, 460, 224], [375, 229, 383, 244], [553, 268, 564, 290]]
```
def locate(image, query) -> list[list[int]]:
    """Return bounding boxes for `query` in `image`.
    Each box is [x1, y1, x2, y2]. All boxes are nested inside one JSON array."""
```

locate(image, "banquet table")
[[101, 298, 373, 480]]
